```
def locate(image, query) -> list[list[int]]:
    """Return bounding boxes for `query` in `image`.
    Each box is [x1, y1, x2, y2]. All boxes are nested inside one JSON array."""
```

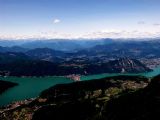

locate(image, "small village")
[[66, 74, 81, 81]]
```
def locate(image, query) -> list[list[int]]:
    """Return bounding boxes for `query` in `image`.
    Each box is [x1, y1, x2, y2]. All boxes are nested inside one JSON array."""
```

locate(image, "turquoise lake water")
[[0, 67, 160, 106]]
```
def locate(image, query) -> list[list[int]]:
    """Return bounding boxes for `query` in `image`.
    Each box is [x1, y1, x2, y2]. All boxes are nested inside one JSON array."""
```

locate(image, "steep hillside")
[[0, 80, 18, 94], [84, 58, 152, 74], [0, 54, 151, 76], [0, 75, 149, 120], [106, 58, 151, 73], [102, 75, 160, 120]]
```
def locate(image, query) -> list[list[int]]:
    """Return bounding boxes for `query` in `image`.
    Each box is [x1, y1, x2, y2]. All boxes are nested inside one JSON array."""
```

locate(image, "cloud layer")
[[1, 29, 160, 40]]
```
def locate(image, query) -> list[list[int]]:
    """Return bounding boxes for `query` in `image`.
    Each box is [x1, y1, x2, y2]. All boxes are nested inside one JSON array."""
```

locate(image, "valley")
[[0, 66, 160, 107], [1, 0, 160, 119], [1, 39, 160, 77], [0, 39, 160, 120]]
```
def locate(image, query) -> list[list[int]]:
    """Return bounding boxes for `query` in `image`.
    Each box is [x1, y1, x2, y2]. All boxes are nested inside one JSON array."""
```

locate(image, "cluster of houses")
[[66, 74, 81, 81], [0, 71, 10, 77]]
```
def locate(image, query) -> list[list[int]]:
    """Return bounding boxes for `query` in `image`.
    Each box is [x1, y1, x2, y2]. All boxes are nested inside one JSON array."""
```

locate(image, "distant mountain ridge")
[[0, 39, 160, 59], [0, 46, 28, 53], [0, 39, 158, 76], [26, 48, 67, 62], [75, 40, 160, 58], [0, 39, 114, 51], [0, 52, 151, 76]]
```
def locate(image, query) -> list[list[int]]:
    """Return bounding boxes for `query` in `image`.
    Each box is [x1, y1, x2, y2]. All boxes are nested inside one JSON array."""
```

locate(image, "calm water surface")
[[0, 66, 160, 106], [0, 76, 71, 106]]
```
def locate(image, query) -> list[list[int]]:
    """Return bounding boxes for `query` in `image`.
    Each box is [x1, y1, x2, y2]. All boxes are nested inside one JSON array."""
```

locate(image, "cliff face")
[[105, 58, 152, 73], [84, 58, 152, 75]]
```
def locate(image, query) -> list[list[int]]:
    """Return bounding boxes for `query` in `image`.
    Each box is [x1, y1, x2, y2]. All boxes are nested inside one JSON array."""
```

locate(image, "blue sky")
[[0, 0, 160, 39]]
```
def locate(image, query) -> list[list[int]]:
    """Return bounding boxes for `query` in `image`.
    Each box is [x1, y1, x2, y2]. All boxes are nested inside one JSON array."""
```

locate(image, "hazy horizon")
[[0, 0, 160, 39]]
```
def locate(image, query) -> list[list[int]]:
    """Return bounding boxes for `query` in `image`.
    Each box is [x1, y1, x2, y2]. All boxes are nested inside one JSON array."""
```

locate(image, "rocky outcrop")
[[106, 58, 152, 73]]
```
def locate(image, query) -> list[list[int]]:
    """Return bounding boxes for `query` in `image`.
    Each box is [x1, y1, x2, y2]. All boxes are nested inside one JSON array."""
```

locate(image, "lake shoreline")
[[0, 66, 160, 107]]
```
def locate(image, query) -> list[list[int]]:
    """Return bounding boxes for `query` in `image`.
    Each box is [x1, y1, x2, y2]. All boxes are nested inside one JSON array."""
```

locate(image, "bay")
[[0, 66, 160, 107]]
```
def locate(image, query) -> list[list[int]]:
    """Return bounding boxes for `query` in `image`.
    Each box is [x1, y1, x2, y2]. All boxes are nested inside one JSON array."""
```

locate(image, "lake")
[[0, 66, 160, 107]]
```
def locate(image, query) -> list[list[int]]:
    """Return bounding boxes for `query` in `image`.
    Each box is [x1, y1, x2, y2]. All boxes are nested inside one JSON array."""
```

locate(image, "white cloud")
[[1, 29, 160, 40], [81, 29, 160, 39], [53, 19, 61, 24]]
